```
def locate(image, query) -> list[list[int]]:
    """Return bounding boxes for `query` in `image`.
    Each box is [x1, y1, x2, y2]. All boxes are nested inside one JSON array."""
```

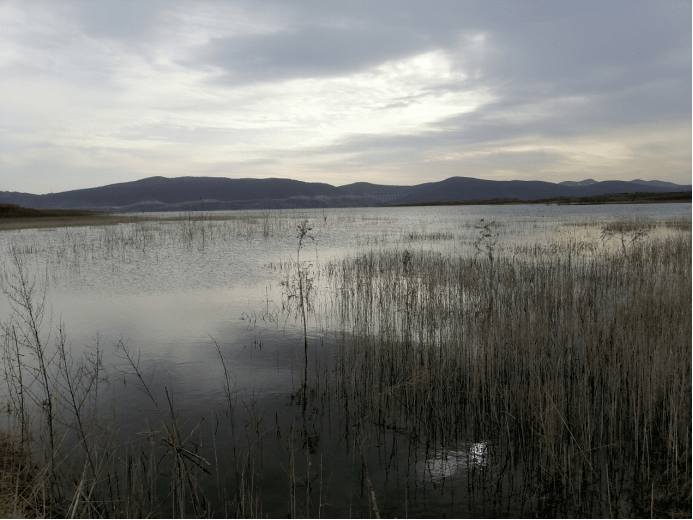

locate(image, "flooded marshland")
[[1, 204, 691, 517]]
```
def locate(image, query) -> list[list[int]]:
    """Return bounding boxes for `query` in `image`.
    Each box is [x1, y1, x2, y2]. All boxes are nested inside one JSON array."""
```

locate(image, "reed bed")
[[0, 212, 690, 517], [328, 224, 691, 517]]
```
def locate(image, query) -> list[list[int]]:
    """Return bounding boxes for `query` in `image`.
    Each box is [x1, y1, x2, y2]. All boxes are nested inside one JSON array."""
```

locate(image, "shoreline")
[[1, 193, 691, 231], [387, 191, 692, 207]]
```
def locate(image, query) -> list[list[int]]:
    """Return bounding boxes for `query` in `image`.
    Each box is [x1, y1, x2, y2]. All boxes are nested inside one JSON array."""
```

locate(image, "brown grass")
[[0, 213, 148, 231], [0, 433, 61, 518], [0, 204, 106, 218], [328, 221, 692, 516]]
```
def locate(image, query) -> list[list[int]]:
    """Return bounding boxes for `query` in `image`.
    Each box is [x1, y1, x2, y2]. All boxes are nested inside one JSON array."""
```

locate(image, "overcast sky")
[[1, 0, 691, 194]]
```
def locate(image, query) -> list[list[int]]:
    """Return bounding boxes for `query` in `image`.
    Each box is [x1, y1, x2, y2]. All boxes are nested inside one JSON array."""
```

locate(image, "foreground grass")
[[0, 432, 61, 518], [330, 224, 692, 517], [0, 433, 30, 518], [0, 215, 690, 517]]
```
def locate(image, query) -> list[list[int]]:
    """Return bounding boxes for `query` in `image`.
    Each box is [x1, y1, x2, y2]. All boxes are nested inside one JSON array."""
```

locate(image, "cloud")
[[195, 26, 433, 85], [0, 0, 690, 193]]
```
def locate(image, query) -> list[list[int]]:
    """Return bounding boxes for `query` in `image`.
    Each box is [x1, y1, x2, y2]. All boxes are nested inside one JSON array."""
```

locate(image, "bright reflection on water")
[[0, 203, 689, 517], [417, 442, 489, 483]]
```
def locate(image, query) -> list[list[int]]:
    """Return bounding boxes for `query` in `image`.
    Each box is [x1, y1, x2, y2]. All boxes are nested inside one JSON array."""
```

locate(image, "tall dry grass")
[[329, 223, 691, 516]]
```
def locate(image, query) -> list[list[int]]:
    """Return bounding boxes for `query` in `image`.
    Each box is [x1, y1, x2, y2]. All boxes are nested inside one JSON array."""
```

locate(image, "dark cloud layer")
[[198, 26, 433, 84], [186, 0, 690, 134], [190, 1, 690, 87]]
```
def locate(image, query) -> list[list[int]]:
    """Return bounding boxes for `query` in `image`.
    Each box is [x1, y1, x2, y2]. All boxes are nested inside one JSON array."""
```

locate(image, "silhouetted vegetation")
[[0, 204, 106, 219], [391, 190, 692, 207]]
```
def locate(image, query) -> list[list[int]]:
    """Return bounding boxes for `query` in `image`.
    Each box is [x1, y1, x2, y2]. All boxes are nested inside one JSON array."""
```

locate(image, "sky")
[[1, 0, 691, 194]]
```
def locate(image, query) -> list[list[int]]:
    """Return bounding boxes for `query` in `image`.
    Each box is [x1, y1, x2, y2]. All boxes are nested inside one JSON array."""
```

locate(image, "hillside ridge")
[[1, 175, 690, 212]]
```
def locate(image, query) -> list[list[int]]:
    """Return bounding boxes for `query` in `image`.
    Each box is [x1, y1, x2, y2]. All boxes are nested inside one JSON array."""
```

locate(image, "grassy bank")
[[0, 204, 141, 231], [0, 204, 311, 234], [0, 204, 108, 219]]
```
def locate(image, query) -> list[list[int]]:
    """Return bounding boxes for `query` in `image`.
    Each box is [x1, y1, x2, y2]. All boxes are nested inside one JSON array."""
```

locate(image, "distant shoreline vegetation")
[[2, 190, 691, 221], [0, 204, 131, 231], [0, 204, 107, 219], [389, 190, 692, 207]]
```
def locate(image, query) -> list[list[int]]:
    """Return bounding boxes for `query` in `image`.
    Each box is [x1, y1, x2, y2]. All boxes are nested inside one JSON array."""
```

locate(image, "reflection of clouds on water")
[[417, 442, 489, 483]]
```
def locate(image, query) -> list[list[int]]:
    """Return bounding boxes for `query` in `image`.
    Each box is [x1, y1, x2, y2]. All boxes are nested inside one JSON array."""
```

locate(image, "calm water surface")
[[1, 203, 689, 517]]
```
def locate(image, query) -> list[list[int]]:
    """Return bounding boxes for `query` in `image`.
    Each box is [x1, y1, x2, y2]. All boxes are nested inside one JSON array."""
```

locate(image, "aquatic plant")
[[0, 213, 689, 517], [329, 225, 691, 516]]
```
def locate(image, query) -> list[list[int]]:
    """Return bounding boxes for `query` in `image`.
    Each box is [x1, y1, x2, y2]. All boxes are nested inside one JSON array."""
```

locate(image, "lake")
[[1, 203, 690, 517]]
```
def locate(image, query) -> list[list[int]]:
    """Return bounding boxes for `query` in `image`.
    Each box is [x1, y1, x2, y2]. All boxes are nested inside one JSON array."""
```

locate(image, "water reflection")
[[417, 442, 489, 483]]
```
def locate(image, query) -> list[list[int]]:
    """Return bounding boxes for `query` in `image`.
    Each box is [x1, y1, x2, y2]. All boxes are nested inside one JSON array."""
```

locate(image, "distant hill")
[[0, 176, 343, 210], [556, 178, 687, 189], [337, 182, 410, 202], [559, 179, 598, 187], [629, 179, 688, 189], [391, 177, 691, 205], [0, 175, 690, 212]]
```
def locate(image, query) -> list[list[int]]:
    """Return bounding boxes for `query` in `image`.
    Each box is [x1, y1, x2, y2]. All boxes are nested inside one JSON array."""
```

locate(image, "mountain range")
[[1, 176, 690, 212]]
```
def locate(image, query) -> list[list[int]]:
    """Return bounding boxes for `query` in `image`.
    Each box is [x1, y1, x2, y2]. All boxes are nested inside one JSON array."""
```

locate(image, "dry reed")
[[329, 222, 691, 516]]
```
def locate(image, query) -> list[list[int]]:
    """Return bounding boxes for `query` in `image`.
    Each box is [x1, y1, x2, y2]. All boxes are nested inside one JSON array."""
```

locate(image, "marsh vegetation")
[[0, 205, 690, 517]]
